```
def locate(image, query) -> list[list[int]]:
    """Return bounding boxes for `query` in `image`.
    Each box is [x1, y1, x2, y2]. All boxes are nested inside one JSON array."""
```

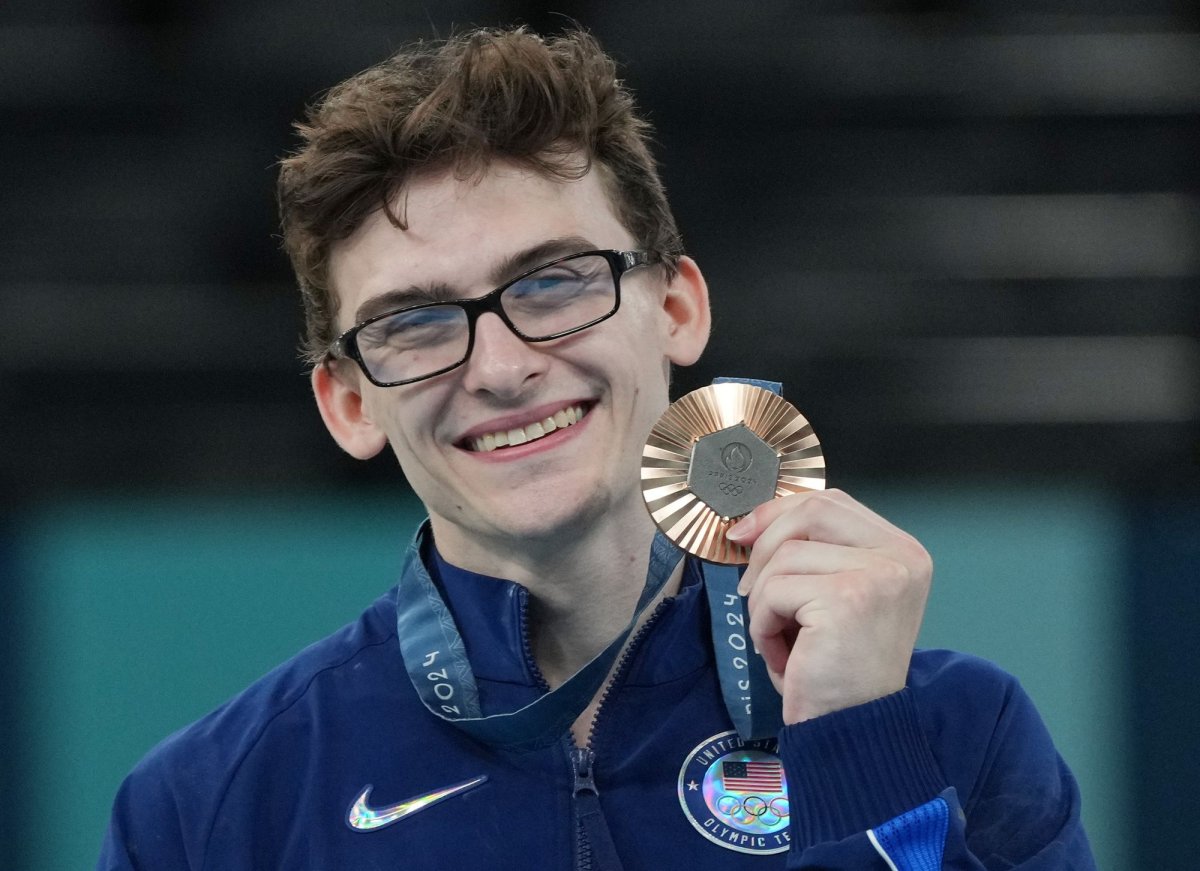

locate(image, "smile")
[[467, 403, 589, 453]]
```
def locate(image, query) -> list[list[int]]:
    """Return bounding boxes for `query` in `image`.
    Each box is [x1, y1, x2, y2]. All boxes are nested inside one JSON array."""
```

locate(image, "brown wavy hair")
[[278, 27, 683, 365]]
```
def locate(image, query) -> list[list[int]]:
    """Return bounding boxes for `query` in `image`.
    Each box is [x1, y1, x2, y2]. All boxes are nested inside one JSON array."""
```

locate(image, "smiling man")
[[99, 28, 1096, 870]]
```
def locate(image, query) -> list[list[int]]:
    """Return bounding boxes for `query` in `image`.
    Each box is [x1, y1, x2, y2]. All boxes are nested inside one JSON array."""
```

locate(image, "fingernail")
[[726, 515, 754, 542]]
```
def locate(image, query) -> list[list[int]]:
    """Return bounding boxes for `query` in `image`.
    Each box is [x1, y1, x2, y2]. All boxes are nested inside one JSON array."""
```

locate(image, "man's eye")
[[514, 273, 575, 291], [365, 307, 461, 347], [507, 271, 596, 305], [393, 308, 457, 329]]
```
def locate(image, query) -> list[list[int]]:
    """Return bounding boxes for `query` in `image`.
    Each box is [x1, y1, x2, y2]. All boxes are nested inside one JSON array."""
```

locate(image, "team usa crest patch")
[[678, 730, 790, 855]]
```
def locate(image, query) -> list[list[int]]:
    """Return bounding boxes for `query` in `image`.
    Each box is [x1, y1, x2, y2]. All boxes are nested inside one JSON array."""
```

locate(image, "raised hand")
[[728, 489, 933, 724]]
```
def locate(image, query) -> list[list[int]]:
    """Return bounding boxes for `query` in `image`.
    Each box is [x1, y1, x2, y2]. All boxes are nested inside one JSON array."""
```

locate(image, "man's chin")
[[434, 485, 614, 551], [489, 489, 610, 542]]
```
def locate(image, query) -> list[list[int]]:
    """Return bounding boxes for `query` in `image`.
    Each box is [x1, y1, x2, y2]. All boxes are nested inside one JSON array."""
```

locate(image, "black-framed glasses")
[[327, 249, 659, 387]]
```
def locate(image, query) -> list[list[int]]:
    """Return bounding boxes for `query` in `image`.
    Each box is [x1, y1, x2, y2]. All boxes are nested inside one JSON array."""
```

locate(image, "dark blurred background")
[[3, 1, 1197, 868]]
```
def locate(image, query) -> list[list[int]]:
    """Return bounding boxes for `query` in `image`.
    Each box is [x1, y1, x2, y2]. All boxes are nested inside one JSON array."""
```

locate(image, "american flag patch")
[[721, 760, 783, 793]]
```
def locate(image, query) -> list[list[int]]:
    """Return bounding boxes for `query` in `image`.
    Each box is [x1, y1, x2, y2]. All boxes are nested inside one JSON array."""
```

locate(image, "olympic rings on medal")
[[717, 482, 744, 496]]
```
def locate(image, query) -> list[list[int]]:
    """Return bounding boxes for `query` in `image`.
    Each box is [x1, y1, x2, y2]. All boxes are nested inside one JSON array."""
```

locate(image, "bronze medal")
[[641, 382, 826, 564]]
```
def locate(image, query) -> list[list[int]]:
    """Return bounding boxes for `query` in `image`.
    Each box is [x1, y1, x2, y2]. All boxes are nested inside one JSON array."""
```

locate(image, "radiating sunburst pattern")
[[641, 382, 826, 565]]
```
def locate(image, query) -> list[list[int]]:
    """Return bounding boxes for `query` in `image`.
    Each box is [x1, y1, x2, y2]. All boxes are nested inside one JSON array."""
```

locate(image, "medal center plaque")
[[687, 423, 780, 519]]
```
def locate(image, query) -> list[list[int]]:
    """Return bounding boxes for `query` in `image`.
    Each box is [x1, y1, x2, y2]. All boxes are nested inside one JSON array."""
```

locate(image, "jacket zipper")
[[516, 581, 677, 869], [570, 597, 674, 870], [582, 597, 673, 750], [571, 746, 599, 871]]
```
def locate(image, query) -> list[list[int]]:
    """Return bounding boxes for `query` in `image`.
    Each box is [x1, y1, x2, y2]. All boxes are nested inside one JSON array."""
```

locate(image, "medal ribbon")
[[394, 376, 785, 751], [700, 376, 786, 741]]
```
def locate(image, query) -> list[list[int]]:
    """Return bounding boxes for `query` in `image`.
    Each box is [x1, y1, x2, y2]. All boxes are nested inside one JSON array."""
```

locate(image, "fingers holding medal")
[[642, 380, 932, 726], [728, 490, 932, 724]]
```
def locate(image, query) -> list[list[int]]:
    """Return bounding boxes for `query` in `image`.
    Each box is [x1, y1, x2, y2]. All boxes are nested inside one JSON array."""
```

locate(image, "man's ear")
[[311, 363, 389, 460], [662, 255, 711, 366]]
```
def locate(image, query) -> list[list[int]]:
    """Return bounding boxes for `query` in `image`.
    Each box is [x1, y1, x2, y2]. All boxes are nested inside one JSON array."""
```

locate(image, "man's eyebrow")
[[488, 236, 598, 285], [351, 236, 599, 325], [353, 283, 459, 324]]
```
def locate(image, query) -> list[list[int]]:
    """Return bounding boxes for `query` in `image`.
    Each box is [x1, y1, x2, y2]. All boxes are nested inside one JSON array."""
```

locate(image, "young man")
[[99, 28, 1095, 869]]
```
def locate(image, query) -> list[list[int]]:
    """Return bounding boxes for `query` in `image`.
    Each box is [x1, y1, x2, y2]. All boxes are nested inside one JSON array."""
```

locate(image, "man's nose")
[[460, 312, 548, 398]]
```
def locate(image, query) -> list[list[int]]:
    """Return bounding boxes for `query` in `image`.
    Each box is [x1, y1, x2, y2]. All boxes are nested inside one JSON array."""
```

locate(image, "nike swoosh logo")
[[346, 775, 488, 831]]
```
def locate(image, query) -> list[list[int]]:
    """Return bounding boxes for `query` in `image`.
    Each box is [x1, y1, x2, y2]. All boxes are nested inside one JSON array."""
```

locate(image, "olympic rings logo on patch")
[[678, 731, 791, 856], [714, 794, 790, 826]]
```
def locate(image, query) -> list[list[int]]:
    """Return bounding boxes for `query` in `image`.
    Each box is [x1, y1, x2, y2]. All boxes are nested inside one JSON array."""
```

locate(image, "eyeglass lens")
[[354, 253, 618, 384]]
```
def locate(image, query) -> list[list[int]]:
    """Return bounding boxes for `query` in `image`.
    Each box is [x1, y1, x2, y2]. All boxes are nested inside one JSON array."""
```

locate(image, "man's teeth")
[[471, 404, 586, 452]]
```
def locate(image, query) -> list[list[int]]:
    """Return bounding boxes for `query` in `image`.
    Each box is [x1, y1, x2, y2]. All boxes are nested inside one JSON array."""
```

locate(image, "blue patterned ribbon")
[[704, 377, 785, 740]]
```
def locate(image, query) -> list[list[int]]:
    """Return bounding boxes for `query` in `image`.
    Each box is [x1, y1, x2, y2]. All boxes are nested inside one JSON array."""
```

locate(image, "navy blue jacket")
[[99, 547, 1095, 869]]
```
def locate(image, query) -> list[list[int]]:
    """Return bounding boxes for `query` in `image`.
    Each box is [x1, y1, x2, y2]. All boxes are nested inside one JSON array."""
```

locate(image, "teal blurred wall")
[[18, 483, 1128, 869], [871, 483, 1130, 870]]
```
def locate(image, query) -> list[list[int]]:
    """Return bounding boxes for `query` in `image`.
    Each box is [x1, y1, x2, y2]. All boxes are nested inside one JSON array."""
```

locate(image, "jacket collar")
[[426, 538, 539, 685], [422, 536, 710, 688]]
